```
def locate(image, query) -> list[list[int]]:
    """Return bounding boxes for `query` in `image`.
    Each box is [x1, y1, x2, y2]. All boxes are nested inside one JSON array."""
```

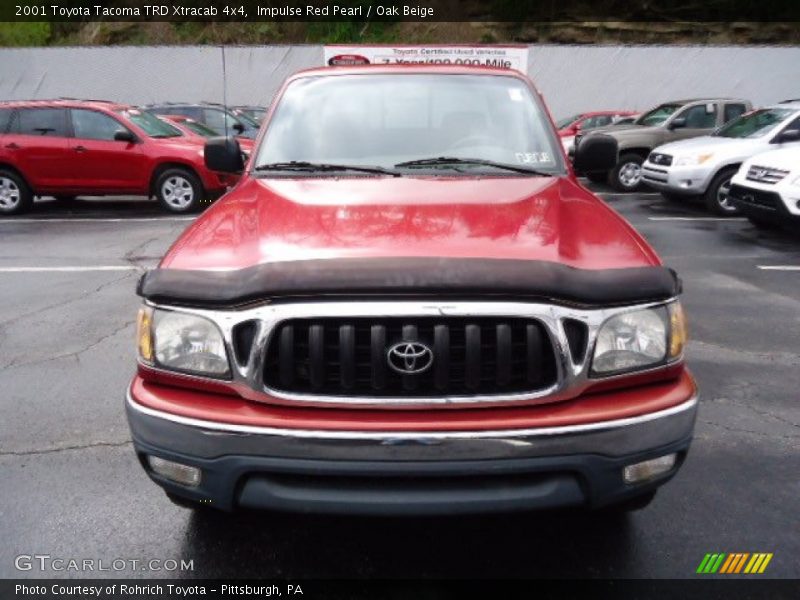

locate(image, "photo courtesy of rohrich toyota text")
[[0, 1, 798, 599]]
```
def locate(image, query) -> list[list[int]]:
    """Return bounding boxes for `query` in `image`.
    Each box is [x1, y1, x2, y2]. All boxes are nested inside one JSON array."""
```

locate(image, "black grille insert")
[[263, 317, 558, 397]]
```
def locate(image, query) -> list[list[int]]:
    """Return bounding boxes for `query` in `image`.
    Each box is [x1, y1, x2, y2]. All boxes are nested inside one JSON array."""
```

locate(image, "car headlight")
[[591, 302, 686, 376], [137, 306, 230, 378], [675, 153, 713, 166]]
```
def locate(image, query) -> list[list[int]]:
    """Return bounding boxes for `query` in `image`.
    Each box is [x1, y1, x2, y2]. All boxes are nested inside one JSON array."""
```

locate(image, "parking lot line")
[[0, 217, 195, 224], [648, 217, 748, 222], [0, 266, 139, 273], [757, 265, 800, 271]]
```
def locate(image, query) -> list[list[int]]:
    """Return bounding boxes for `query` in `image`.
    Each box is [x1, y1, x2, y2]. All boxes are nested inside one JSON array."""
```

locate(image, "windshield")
[[182, 119, 219, 137], [636, 104, 681, 127], [714, 108, 793, 139], [119, 109, 181, 138], [255, 74, 564, 176], [556, 114, 581, 129]]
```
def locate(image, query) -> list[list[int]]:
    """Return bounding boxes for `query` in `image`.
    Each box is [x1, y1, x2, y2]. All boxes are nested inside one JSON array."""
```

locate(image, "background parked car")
[[145, 102, 260, 139], [642, 102, 800, 214], [157, 114, 255, 156], [557, 110, 636, 156], [0, 99, 230, 215], [578, 98, 752, 191], [729, 146, 800, 229], [231, 105, 266, 125]]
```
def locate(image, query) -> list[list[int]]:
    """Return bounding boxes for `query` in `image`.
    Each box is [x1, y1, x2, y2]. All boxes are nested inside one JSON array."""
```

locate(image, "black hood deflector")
[[137, 257, 681, 308]]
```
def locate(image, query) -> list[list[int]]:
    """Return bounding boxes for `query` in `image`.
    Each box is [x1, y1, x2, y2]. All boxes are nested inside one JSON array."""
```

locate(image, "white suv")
[[641, 102, 800, 214], [728, 146, 800, 228]]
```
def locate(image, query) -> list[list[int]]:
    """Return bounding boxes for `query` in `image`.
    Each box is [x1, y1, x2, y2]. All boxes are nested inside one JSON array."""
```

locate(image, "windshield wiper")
[[394, 157, 553, 176], [253, 161, 400, 176]]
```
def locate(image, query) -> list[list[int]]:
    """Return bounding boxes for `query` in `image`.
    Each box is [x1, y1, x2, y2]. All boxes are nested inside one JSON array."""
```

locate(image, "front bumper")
[[728, 182, 800, 221], [126, 382, 698, 514], [641, 162, 713, 195]]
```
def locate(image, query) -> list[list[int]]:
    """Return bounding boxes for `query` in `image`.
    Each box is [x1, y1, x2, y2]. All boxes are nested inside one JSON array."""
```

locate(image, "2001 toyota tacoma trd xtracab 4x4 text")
[[126, 65, 697, 515]]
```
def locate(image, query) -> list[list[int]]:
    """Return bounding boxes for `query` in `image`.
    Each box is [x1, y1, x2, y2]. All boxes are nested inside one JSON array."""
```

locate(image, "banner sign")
[[324, 44, 529, 71]]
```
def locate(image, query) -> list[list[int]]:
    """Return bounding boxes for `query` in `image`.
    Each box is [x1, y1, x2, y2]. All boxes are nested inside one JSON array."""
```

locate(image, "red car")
[[0, 100, 232, 215], [158, 114, 255, 157], [127, 65, 696, 514]]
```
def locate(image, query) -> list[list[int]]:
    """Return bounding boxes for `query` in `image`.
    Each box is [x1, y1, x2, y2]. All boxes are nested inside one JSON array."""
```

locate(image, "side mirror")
[[205, 136, 244, 173], [669, 117, 687, 130], [774, 129, 800, 144], [232, 121, 245, 134], [573, 134, 618, 173], [114, 129, 137, 143]]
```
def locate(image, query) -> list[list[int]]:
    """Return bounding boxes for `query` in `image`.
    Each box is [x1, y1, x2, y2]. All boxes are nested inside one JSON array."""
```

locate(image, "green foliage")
[[0, 22, 51, 46]]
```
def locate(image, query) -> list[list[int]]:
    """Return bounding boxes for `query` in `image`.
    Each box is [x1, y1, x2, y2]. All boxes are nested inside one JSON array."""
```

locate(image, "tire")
[[609, 153, 645, 192], [586, 171, 608, 184], [704, 167, 740, 216], [0, 169, 34, 216], [603, 490, 657, 513], [154, 168, 204, 214]]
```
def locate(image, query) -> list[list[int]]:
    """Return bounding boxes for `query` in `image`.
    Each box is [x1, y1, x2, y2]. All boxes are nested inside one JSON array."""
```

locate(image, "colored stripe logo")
[[696, 553, 773, 574]]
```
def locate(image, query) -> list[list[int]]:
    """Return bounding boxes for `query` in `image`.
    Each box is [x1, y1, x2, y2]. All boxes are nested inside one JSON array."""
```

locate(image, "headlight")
[[137, 306, 230, 378], [675, 153, 713, 166], [591, 302, 686, 376]]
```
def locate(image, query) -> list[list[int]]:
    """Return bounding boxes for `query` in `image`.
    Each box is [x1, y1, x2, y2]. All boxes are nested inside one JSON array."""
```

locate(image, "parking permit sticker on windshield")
[[508, 88, 524, 102], [516, 152, 552, 164]]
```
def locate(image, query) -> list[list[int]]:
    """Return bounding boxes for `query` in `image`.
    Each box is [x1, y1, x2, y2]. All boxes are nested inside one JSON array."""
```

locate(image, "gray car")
[[578, 98, 752, 191]]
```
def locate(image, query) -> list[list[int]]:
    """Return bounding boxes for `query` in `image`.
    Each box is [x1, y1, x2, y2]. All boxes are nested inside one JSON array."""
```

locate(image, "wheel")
[[586, 171, 608, 184], [604, 490, 657, 513], [704, 167, 740, 216], [609, 153, 644, 192], [155, 168, 204, 213], [0, 169, 34, 215]]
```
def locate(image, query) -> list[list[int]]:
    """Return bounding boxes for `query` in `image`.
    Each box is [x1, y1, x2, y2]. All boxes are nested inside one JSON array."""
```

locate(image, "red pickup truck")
[[127, 65, 697, 515]]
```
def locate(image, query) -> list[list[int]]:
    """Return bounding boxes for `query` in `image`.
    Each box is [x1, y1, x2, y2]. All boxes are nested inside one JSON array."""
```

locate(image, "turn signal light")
[[137, 306, 154, 362], [668, 302, 688, 359]]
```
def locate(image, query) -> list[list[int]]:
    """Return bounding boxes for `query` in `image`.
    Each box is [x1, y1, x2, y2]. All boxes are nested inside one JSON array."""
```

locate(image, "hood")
[[742, 146, 800, 172], [161, 176, 659, 271], [654, 136, 763, 156]]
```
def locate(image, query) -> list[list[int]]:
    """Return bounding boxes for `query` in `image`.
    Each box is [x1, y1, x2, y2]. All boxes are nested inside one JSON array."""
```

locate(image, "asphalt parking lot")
[[0, 185, 798, 580]]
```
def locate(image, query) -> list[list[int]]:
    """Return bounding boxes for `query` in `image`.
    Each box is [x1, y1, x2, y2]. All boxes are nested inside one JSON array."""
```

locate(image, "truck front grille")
[[263, 317, 558, 398]]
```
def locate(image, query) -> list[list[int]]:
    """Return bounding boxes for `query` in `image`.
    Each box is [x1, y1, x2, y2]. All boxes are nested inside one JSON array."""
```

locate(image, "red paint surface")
[[130, 369, 695, 432], [0, 99, 227, 195]]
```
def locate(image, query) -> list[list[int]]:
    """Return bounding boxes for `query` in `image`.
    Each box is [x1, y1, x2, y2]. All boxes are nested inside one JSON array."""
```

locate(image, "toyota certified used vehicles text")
[[642, 102, 800, 214], [0, 100, 231, 215], [729, 146, 800, 228], [127, 65, 696, 515], [578, 98, 751, 191]]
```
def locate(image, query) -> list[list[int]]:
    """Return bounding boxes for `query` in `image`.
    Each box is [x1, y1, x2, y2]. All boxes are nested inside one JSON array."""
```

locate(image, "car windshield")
[[119, 109, 181, 138], [182, 119, 219, 137], [556, 114, 582, 129], [255, 73, 564, 176], [636, 104, 682, 127], [713, 108, 794, 139]]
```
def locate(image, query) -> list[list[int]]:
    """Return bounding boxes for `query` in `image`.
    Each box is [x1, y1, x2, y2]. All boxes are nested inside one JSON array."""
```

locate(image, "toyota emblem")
[[386, 341, 434, 374]]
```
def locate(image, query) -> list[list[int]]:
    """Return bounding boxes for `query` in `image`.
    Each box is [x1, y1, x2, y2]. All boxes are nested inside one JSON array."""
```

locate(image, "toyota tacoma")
[[127, 65, 697, 515]]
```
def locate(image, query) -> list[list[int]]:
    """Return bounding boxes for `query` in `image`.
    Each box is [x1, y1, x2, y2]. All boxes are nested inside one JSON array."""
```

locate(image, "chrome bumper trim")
[[126, 388, 698, 461]]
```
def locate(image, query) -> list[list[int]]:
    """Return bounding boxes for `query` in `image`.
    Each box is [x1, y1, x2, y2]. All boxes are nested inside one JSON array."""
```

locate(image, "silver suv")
[[578, 98, 752, 192]]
